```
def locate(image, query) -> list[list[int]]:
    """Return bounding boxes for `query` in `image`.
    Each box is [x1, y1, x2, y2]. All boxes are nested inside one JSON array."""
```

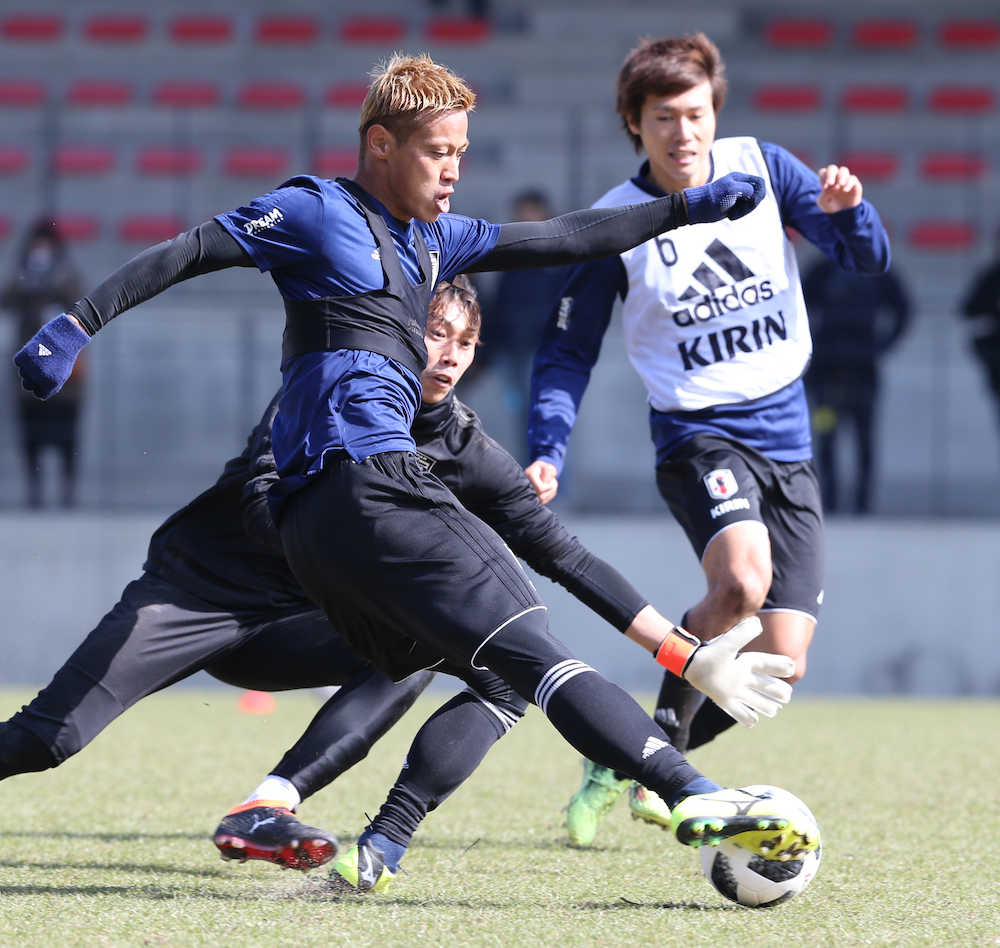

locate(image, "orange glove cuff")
[[654, 627, 701, 677]]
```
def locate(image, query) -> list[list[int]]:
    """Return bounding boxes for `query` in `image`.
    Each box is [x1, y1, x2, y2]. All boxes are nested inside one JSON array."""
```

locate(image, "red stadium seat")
[[0, 217, 11, 240], [136, 147, 202, 176], [55, 214, 101, 242], [763, 18, 833, 49], [851, 19, 919, 50], [928, 85, 996, 114], [920, 152, 987, 180], [152, 81, 220, 109], [424, 16, 490, 43], [53, 145, 116, 175], [938, 20, 1000, 49], [752, 85, 822, 112], [222, 147, 290, 177], [237, 82, 307, 109], [67, 80, 134, 107], [837, 151, 900, 182], [339, 16, 406, 44], [83, 15, 148, 43], [313, 148, 356, 177], [909, 220, 976, 250], [0, 80, 45, 106], [254, 16, 319, 44], [840, 85, 909, 113], [1, 14, 64, 41], [0, 146, 29, 174], [324, 83, 368, 109], [119, 215, 185, 243], [168, 15, 234, 44]]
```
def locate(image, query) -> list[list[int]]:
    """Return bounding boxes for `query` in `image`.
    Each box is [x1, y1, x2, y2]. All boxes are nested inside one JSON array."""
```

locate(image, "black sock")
[[370, 692, 513, 848], [686, 699, 739, 751], [271, 669, 433, 801], [0, 722, 58, 780], [542, 669, 703, 806]]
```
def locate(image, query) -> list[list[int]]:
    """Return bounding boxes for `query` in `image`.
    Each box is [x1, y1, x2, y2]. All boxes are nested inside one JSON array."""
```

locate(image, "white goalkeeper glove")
[[654, 616, 795, 728]]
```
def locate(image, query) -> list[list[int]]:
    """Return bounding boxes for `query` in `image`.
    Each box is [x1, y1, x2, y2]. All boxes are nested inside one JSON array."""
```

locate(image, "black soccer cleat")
[[213, 802, 338, 871]]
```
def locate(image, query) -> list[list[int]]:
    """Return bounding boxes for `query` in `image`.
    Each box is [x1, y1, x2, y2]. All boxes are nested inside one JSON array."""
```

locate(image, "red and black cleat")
[[213, 801, 338, 871]]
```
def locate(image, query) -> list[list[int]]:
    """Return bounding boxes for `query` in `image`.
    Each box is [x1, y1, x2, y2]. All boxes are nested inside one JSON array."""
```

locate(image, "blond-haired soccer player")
[[525, 35, 889, 844], [15, 53, 817, 892]]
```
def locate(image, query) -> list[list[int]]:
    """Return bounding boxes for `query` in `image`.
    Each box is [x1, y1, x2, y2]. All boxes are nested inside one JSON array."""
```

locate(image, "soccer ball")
[[698, 785, 822, 908]]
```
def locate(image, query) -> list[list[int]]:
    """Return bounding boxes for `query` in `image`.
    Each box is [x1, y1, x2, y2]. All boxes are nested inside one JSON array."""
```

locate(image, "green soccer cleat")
[[670, 788, 820, 861], [628, 784, 672, 829], [329, 841, 395, 893], [566, 759, 632, 847]]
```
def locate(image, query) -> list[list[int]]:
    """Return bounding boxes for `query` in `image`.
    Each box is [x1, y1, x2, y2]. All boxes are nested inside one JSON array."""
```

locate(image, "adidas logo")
[[38, 343, 51, 356], [642, 735, 668, 760], [670, 238, 773, 329]]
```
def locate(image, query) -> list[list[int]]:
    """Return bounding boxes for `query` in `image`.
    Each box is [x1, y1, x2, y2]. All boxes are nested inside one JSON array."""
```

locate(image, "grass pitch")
[[0, 690, 996, 947]]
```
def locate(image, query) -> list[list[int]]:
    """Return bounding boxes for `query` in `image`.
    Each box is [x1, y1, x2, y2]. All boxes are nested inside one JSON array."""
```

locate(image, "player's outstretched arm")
[[474, 440, 792, 719], [467, 172, 765, 273], [14, 221, 252, 399], [645, 615, 794, 727]]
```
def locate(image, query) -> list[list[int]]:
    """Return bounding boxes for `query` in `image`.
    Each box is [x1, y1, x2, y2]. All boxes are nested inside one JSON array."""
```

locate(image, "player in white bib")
[[526, 34, 891, 846]]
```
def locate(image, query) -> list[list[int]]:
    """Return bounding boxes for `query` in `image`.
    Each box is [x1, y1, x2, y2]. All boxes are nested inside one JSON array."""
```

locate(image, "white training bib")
[[599, 137, 812, 412]]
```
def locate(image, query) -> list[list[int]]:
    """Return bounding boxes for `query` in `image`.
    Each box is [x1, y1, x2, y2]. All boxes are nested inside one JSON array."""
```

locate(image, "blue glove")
[[14, 313, 91, 400], [684, 172, 766, 225]]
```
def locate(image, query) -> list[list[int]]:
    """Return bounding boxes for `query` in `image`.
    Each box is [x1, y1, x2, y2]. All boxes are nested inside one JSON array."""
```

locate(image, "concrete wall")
[[1, 511, 997, 696]]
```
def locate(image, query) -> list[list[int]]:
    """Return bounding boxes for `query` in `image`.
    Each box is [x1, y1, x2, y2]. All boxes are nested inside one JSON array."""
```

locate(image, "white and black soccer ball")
[[699, 785, 822, 908]]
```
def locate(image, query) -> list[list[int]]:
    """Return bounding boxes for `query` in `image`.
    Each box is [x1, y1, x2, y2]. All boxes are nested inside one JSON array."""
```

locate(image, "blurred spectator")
[[803, 258, 911, 514], [1, 219, 84, 507], [427, 0, 491, 19], [483, 189, 568, 462], [959, 228, 1000, 431]]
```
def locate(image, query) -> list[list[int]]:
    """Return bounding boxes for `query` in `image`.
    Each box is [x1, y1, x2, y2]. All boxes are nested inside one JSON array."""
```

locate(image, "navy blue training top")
[[215, 176, 500, 496]]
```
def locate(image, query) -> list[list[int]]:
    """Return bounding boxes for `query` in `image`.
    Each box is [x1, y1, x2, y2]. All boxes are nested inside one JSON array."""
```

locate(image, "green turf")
[[0, 691, 996, 946]]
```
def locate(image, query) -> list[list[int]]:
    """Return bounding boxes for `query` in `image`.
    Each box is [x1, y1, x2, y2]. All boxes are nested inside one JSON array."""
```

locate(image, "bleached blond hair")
[[359, 53, 476, 141]]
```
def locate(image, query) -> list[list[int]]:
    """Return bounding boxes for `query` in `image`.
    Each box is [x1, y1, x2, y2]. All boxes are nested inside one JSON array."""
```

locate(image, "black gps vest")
[[280, 178, 436, 378]]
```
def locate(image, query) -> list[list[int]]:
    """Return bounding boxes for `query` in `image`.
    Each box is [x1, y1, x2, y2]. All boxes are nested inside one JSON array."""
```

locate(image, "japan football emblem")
[[704, 468, 738, 500]]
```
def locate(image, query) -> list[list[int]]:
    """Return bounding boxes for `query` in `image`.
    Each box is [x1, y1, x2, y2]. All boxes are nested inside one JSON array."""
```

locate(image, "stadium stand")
[[937, 19, 1000, 49], [53, 145, 116, 176], [0, 0, 997, 514], [850, 19, 919, 50], [338, 16, 407, 44], [0, 14, 64, 42], [152, 81, 221, 109], [253, 16, 320, 45], [82, 15, 149, 44], [840, 85, 909, 113], [167, 15, 235, 45], [67, 80, 134, 108], [763, 18, 834, 49], [222, 147, 290, 178]]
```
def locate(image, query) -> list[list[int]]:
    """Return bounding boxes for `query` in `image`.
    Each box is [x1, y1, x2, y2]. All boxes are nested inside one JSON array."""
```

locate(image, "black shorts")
[[655, 433, 824, 620], [280, 451, 546, 682]]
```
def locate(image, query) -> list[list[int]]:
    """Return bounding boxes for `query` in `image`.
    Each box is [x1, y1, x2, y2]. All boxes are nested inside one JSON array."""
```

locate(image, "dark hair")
[[616, 33, 727, 153], [428, 273, 481, 337]]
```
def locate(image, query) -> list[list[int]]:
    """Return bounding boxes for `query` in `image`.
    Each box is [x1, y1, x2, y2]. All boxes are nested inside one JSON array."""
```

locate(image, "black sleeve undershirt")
[[458, 432, 648, 631], [465, 194, 688, 272], [68, 220, 253, 335]]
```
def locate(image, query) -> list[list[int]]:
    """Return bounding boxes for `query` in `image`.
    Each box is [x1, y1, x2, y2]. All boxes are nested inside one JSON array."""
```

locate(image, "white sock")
[[242, 774, 301, 810]]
